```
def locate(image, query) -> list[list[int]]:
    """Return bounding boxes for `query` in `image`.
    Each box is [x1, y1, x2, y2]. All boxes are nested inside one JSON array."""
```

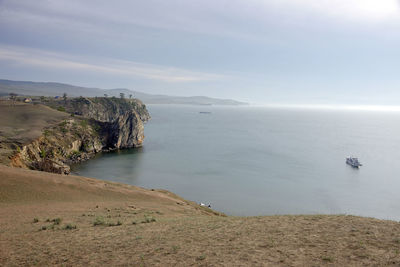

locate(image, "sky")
[[0, 0, 400, 105]]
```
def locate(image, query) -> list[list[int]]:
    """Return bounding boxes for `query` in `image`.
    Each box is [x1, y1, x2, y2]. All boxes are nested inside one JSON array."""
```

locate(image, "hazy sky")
[[0, 0, 400, 105]]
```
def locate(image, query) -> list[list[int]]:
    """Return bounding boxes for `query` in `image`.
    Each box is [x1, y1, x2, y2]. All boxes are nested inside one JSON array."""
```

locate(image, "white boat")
[[346, 157, 362, 168]]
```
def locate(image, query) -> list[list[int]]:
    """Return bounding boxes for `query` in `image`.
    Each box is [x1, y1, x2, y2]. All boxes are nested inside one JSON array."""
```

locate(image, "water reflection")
[[71, 147, 145, 184]]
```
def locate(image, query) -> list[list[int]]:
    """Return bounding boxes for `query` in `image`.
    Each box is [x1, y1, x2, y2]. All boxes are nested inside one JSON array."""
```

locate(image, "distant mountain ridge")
[[0, 79, 248, 106]]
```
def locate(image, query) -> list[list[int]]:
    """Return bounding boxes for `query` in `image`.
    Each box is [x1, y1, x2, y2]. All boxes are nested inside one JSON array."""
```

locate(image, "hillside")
[[1, 165, 400, 266], [0, 101, 70, 164], [0, 79, 248, 106]]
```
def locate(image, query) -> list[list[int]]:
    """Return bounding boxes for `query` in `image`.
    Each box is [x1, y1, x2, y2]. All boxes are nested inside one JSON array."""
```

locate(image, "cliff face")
[[63, 97, 150, 123], [108, 110, 144, 148], [10, 97, 150, 174], [61, 97, 150, 149]]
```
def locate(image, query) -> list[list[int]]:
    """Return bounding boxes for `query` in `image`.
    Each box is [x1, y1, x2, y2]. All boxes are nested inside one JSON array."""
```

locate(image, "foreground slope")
[[1, 165, 400, 266]]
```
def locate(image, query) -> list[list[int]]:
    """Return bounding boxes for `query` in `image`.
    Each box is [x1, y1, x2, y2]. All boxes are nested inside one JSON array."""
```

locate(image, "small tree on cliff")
[[120, 93, 125, 99], [104, 94, 108, 98], [129, 94, 132, 99], [63, 92, 67, 103]]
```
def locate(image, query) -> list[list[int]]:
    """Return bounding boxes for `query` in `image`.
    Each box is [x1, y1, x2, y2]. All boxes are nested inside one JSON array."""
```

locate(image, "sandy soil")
[[1, 165, 400, 266]]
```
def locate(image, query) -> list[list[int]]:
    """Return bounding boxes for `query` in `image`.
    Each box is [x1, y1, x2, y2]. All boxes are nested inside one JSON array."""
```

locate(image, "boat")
[[346, 157, 362, 168], [199, 111, 212, 114]]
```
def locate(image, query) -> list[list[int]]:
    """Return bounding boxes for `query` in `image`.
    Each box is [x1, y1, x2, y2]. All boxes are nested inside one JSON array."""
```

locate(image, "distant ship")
[[199, 111, 212, 114], [346, 157, 362, 168]]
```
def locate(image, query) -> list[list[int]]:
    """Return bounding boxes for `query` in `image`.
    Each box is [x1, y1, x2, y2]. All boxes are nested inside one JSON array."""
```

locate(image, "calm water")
[[72, 105, 400, 220]]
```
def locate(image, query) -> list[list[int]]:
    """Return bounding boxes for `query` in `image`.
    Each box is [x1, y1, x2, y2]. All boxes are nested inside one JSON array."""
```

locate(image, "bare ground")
[[1, 165, 400, 266]]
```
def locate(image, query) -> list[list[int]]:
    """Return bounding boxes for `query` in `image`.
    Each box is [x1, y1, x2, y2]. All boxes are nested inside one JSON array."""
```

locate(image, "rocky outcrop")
[[108, 110, 144, 148], [10, 97, 150, 174], [62, 97, 150, 123]]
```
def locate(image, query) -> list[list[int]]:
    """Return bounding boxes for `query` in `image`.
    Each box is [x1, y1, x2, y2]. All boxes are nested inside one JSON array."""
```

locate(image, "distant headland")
[[0, 79, 248, 106]]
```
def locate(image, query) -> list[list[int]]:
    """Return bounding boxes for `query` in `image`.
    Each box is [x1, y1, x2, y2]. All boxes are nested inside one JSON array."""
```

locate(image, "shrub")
[[52, 218, 62, 225], [107, 220, 122, 227], [39, 149, 46, 158], [93, 216, 105, 226], [68, 150, 81, 159], [63, 224, 77, 230], [33, 218, 39, 223], [57, 106, 66, 112], [141, 215, 156, 224]]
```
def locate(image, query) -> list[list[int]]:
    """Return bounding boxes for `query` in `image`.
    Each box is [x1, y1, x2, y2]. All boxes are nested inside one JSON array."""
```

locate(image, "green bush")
[[57, 106, 66, 112]]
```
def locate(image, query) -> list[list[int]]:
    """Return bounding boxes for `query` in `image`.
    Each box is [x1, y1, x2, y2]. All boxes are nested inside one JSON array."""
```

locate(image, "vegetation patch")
[[322, 256, 334, 262], [52, 218, 62, 225], [63, 224, 77, 230], [141, 215, 156, 224], [93, 216, 106, 226], [79, 119, 88, 129], [39, 149, 46, 158], [68, 150, 81, 159], [46, 217, 62, 225], [107, 220, 123, 227], [93, 216, 122, 227], [43, 129, 51, 137]]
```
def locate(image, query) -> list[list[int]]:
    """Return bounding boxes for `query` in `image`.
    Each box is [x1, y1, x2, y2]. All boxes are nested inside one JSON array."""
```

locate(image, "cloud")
[[277, 0, 400, 21], [0, 0, 396, 52], [1, 0, 399, 39], [0, 45, 225, 83]]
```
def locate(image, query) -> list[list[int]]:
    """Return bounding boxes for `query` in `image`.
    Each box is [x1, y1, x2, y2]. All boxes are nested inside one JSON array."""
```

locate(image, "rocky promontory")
[[2, 97, 150, 174]]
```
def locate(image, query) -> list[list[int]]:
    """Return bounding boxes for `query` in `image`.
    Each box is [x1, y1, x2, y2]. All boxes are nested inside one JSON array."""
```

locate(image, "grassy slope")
[[1, 165, 400, 266]]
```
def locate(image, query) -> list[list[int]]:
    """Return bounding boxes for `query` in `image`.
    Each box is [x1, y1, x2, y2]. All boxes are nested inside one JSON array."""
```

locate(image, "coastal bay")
[[73, 105, 400, 220]]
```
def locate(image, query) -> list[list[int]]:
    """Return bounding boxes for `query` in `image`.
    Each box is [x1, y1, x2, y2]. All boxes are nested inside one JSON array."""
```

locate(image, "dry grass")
[[1, 165, 400, 266]]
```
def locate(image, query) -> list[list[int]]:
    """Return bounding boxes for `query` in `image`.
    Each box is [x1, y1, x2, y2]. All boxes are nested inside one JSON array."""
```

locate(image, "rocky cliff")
[[10, 97, 150, 174], [60, 97, 150, 149], [62, 97, 150, 123]]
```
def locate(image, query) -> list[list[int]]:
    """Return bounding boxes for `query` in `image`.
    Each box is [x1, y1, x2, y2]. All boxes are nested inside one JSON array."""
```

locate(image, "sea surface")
[[72, 105, 400, 220]]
